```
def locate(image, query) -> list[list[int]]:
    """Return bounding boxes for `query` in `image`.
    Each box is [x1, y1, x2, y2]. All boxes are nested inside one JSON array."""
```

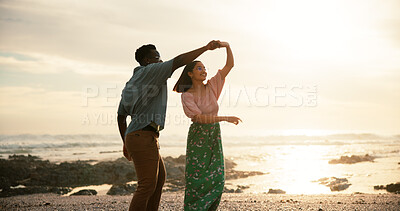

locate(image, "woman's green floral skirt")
[[184, 122, 225, 211]]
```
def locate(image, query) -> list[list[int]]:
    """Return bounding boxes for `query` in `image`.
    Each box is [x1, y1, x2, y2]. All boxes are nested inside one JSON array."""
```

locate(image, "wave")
[[0, 134, 119, 142], [220, 133, 400, 146], [0, 133, 398, 152], [0, 134, 121, 154], [228, 133, 400, 141], [1, 133, 398, 142]]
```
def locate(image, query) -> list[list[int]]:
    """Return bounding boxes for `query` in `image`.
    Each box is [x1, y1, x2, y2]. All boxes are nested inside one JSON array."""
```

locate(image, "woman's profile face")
[[189, 62, 207, 82]]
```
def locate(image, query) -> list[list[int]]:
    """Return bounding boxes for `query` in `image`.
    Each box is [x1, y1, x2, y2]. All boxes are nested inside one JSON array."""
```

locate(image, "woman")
[[173, 41, 241, 210]]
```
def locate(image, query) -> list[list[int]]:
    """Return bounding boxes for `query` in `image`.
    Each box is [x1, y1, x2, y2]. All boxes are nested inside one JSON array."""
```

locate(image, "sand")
[[1, 192, 399, 210]]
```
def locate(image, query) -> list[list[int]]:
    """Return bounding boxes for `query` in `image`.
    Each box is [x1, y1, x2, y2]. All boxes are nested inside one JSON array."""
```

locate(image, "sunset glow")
[[0, 0, 399, 198]]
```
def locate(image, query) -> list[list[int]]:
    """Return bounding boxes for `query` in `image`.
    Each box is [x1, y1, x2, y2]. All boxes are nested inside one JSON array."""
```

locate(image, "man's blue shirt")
[[118, 59, 174, 136]]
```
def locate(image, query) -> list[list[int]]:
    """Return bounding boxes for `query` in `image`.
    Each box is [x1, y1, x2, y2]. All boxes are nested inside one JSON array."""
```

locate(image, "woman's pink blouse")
[[181, 71, 225, 119]]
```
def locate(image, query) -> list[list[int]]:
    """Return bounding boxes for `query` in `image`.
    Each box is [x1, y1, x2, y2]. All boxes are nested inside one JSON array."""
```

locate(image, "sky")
[[0, 0, 399, 136]]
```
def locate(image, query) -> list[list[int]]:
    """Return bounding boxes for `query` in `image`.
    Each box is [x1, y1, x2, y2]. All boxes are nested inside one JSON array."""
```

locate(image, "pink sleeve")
[[207, 70, 225, 99], [181, 93, 202, 119]]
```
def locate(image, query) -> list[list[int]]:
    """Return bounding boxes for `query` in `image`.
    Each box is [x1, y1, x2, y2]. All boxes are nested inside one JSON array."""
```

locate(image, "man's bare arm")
[[117, 114, 127, 143], [171, 40, 220, 72]]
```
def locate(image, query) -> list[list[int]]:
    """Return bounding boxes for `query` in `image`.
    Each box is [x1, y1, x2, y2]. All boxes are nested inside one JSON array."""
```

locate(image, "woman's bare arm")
[[192, 114, 241, 125], [219, 42, 234, 79]]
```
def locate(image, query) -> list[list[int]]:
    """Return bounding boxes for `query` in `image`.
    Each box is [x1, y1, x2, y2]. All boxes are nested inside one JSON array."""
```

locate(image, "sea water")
[[1, 133, 399, 194]]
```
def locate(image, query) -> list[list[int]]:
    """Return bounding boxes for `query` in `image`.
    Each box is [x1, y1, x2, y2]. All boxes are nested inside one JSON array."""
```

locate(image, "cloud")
[[0, 0, 399, 135], [0, 50, 129, 76], [0, 0, 237, 66]]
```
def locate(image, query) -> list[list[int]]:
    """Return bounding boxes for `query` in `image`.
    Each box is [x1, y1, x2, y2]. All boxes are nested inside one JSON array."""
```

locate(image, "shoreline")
[[1, 192, 399, 210]]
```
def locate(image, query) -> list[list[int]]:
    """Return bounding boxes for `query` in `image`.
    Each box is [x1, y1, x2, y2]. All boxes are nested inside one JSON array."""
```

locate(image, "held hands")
[[123, 144, 132, 161], [206, 40, 230, 50], [226, 116, 242, 125], [206, 40, 220, 50]]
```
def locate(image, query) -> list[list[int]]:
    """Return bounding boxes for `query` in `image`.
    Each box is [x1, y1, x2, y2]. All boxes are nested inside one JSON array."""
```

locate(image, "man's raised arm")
[[171, 40, 220, 72]]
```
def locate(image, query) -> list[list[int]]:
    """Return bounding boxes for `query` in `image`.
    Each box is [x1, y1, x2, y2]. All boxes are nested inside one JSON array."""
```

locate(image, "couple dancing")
[[117, 40, 241, 210]]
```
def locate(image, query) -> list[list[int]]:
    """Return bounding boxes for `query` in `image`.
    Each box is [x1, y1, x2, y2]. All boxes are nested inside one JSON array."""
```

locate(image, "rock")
[[234, 188, 243, 193], [0, 186, 71, 197], [107, 184, 137, 195], [268, 189, 286, 194], [0, 155, 49, 190], [0, 155, 266, 197], [0, 155, 136, 189], [374, 182, 400, 194], [93, 157, 137, 184], [386, 183, 400, 193], [314, 177, 351, 191], [223, 187, 235, 193], [374, 185, 386, 190], [225, 158, 237, 170], [237, 185, 250, 190], [223, 185, 249, 193], [163, 155, 265, 181], [328, 154, 375, 164], [225, 170, 265, 180], [330, 183, 351, 192], [70, 189, 97, 196]]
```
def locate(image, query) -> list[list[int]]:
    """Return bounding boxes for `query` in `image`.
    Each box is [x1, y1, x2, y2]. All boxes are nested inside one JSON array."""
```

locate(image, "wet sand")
[[1, 192, 399, 210]]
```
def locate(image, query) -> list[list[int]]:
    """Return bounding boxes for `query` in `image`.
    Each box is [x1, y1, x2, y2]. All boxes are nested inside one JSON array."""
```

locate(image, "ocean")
[[1, 133, 399, 194]]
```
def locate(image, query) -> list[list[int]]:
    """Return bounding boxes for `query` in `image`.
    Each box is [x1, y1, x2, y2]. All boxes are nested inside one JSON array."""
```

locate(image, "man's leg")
[[146, 157, 166, 211], [125, 131, 161, 211]]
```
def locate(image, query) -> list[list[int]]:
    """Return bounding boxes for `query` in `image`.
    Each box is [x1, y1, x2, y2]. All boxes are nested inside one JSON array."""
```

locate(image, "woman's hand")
[[123, 144, 132, 161], [225, 116, 242, 125], [219, 41, 230, 48]]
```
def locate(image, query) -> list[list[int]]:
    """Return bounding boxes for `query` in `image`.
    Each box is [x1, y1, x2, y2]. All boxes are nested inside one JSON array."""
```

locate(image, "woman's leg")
[[184, 123, 224, 210]]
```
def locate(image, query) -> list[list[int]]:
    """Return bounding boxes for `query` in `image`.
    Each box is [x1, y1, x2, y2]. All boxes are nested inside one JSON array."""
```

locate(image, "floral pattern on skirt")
[[184, 122, 225, 211]]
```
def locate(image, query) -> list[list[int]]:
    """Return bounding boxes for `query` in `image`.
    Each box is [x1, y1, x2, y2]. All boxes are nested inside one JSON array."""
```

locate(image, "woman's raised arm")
[[219, 42, 234, 79]]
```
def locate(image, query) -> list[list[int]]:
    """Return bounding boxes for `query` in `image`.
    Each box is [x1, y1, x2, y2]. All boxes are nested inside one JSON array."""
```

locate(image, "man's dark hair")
[[135, 44, 156, 66]]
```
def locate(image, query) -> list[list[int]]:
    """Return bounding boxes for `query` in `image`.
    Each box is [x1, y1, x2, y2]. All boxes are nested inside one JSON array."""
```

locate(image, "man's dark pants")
[[125, 130, 166, 211]]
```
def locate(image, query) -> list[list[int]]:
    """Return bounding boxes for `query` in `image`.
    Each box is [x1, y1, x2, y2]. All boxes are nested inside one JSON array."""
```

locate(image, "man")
[[117, 40, 220, 211]]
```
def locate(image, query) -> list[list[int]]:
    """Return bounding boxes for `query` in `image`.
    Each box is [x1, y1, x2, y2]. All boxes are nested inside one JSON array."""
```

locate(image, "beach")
[[1, 134, 399, 195], [1, 192, 399, 210], [1, 134, 400, 211]]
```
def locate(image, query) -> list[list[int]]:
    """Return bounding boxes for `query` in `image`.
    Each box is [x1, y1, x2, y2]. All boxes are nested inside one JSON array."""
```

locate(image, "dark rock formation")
[[328, 154, 375, 164], [163, 155, 186, 180], [374, 182, 400, 194], [0, 155, 136, 190], [224, 185, 250, 193], [314, 177, 351, 191], [70, 189, 97, 196], [268, 189, 286, 194], [107, 184, 137, 195], [0, 154, 265, 196], [0, 186, 71, 197]]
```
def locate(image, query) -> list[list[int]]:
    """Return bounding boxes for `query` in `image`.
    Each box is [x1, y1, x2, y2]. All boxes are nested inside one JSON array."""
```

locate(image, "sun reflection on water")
[[273, 146, 334, 194], [229, 145, 343, 194]]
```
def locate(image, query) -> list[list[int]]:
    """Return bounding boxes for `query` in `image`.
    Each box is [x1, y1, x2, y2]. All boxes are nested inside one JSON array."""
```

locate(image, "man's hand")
[[172, 40, 221, 71], [123, 144, 132, 161], [206, 40, 220, 50]]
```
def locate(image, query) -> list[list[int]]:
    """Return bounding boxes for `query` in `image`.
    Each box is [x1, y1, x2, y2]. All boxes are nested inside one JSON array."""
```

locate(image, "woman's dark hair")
[[135, 44, 156, 66], [173, 61, 200, 93]]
